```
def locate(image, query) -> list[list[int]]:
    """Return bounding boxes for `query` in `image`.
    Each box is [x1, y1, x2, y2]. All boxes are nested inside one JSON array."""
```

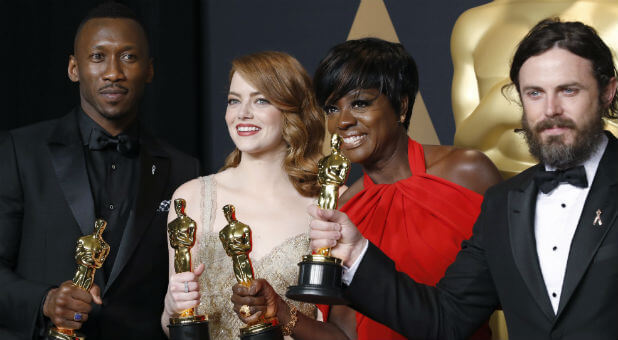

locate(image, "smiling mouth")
[[236, 125, 261, 136], [341, 134, 366, 148]]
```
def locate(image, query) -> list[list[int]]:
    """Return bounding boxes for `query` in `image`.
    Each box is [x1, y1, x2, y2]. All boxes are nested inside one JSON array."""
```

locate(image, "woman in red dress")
[[314, 38, 502, 339], [230, 38, 502, 339]]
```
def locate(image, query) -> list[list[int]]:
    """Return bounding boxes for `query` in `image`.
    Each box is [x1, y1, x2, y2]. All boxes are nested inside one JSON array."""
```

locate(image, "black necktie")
[[89, 129, 139, 156], [533, 166, 588, 194]]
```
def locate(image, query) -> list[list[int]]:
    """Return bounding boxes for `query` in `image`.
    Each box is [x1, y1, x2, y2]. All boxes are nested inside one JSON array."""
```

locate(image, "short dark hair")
[[313, 38, 419, 129], [74, 1, 147, 51], [509, 18, 618, 119]]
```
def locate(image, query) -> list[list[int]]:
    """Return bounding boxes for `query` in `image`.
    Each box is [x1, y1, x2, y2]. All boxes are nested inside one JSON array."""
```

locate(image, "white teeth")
[[237, 126, 260, 132], [343, 135, 364, 144]]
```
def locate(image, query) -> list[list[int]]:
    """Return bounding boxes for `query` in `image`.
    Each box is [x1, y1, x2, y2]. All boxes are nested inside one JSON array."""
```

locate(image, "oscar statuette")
[[48, 219, 110, 340], [219, 204, 283, 340], [286, 133, 351, 304], [167, 199, 209, 340]]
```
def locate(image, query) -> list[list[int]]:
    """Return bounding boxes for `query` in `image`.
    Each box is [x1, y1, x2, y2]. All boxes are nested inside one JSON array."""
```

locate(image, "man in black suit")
[[0, 3, 199, 339], [307, 19, 618, 339]]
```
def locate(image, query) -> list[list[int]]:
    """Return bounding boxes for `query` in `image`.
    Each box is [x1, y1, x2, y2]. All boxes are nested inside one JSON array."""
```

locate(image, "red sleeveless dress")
[[322, 138, 484, 339]]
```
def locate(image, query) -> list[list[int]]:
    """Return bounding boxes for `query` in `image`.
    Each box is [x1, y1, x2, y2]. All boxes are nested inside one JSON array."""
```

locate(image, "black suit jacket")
[[344, 133, 618, 340], [0, 110, 200, 339]]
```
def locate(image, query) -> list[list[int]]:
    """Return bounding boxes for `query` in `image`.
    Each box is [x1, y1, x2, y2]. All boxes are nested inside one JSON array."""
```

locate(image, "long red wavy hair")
[[220, 51, 324, 197]]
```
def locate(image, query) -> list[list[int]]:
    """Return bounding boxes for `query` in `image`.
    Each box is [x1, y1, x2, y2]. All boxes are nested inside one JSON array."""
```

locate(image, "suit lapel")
[[104, 133, 170, 294], [556, 135, 618, 318], [508, 166, 556, 322], [47, 110, 96, 236]]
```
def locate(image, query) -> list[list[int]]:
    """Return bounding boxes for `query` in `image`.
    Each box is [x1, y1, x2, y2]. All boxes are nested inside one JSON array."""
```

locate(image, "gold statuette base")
[[239, 322, 283, 340], [48, 327, 85, 340], [170, 314, 208, 326], [302, 254, 342, 264]]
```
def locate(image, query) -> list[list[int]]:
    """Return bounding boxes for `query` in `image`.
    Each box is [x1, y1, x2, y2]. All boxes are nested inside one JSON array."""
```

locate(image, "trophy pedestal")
[[239, 323, 283, 340], [47, 327, 85, 340], [286, 254, 347, 305], [169, 315, 210, 340]]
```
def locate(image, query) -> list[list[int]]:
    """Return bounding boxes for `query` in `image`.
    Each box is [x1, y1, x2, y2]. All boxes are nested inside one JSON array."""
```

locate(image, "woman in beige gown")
[[160, 51, 324, 339]]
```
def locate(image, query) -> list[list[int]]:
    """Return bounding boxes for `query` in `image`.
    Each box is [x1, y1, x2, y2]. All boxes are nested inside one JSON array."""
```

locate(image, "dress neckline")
[[363, 138, 426, 187]]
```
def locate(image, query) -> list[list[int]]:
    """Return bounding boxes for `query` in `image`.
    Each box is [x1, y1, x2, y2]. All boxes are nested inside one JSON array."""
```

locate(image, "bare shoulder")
[[423, 145, 502, 195], [212, 168, 237, 191], [173, 177, 203, 201]]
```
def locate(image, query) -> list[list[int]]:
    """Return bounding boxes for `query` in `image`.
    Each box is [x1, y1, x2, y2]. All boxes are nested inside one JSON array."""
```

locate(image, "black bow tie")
[[89, 129, 139, 156], [533, 166, 588, 194]]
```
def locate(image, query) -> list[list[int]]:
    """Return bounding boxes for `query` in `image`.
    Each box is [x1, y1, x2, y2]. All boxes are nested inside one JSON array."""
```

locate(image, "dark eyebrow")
[[521, 86, 543, 92], [228, 91, 263, 97], [91, 44, 137, 51], [557, 82, 583, 89]]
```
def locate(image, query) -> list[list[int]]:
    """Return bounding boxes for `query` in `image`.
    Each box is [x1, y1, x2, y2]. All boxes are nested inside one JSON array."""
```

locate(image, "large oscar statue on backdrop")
[[452, 0, 618, 179], [286, 133, 351, 305], [219, 204, 283, 340], [48, 219, 110, 340], [167, 199, 209, 340]]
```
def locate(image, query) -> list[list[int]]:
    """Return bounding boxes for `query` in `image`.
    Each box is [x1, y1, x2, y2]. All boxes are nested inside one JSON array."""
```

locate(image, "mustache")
[[534, 117, 576, 133], [98, 83, 128, 93]]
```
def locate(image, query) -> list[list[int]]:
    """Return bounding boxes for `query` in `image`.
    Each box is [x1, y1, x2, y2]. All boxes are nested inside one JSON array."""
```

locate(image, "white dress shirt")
[[535, 134, 607, 314]]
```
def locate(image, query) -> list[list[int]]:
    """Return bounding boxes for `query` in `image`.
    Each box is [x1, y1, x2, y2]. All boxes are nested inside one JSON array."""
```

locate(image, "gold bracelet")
[[281, 305, 298, 336]]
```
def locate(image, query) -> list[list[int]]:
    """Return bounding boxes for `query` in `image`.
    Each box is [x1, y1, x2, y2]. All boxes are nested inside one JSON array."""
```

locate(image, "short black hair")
[[509, 18, 618, 119], [313, 38, 419, 129], [74, 1, 148, 51]]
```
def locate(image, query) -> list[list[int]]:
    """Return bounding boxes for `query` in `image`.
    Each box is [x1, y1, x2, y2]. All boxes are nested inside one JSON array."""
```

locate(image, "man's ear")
[[146, 57, 154, 83], [603, 77, 617, 108], [68, 55, 79, 83]]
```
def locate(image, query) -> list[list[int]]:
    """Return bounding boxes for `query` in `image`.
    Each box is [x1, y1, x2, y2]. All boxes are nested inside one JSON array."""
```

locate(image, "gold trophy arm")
[[101, 245, 110, 263]]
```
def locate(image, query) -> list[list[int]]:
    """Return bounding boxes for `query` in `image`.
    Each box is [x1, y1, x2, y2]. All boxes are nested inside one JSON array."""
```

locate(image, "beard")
[[521, 109, 605, 169]]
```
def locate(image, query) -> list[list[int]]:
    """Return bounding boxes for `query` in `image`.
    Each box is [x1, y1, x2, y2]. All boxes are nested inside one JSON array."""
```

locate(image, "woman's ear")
[[399, 96, 409, 123]]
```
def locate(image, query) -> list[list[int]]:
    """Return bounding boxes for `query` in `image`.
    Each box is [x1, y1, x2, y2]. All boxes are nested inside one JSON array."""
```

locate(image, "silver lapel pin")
[[152, 164, 156, 175], [593, 209, 603, 226]]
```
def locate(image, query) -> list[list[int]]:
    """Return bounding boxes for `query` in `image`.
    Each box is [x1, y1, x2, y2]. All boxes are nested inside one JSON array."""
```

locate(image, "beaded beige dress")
[[194, 175, 316, 340]]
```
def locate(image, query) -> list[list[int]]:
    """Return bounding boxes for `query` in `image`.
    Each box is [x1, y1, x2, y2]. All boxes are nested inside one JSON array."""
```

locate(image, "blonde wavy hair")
[[220, 51, 325, 197]]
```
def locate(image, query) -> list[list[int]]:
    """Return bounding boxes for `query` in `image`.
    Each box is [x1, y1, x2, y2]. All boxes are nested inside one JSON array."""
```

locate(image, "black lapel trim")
[[556, 134, 618, 318], [104, 133, 170, 294], [508, 165, 556, 322], [47, 110, 96, 236]]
